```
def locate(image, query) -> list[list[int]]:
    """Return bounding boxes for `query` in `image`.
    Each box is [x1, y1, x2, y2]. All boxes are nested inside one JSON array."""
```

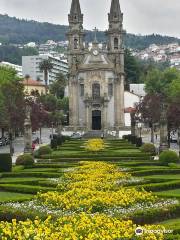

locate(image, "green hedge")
[[1, 172, 62, 178], [0, 184, 55, 194], [136, 180, 180, 192], [130, 204, 180, 225], [160, 150, 179, 164], [0, 206, 48, 222], [132, 169, 180, 176], [16, 154, 34, 166], [0, 154, 12, 172]]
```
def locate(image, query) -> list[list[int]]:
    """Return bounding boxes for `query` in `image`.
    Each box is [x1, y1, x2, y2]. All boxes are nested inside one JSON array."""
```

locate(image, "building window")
[[80, 84, 84, 97], [108, 83, 113, 96], [114, 38, 119, 50], [92, 83, 100, 99], [74, 38, 79, 49]]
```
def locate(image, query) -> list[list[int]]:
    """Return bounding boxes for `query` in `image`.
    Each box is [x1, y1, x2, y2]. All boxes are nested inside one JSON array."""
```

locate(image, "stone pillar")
[[114, 74, 125, 131], [85, 103, 90, 131], [103, 98, 108, 131], [131, 112, 136, 136], [24, 104, 32, 154], [159, 102, 168, 152], [70, 79, 79, 131]]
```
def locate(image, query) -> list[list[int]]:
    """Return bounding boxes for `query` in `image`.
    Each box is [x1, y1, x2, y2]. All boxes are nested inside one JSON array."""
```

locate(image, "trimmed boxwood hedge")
[[132, 169, 180, 176], [0, 154, 12, 172], [1, 172, 62, 178], [136, 180, 180, 192], [0, 184, 55, 194], [130, 204, 180, 225]]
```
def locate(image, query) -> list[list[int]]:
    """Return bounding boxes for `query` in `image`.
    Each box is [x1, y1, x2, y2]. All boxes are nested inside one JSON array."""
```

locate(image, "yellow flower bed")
[[0, 162, 166, 239], [84, 138, 105, 152], [0, 213, 165, 240], [38, 162, 157, 211]]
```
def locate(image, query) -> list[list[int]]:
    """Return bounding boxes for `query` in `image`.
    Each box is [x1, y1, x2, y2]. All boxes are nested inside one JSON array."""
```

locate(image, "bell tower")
[[107, 0, 125, 129], [67, 0, 85, 53], [107, 0, 124, 53], [67, 0, 85, 130]]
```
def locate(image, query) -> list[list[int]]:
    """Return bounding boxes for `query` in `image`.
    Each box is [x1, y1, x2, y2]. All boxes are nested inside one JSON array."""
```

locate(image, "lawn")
[[0, 191, 33, 202]]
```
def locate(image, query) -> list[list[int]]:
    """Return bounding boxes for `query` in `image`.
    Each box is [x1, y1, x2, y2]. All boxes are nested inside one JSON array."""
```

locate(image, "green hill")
[[0, 14, 179, 49]]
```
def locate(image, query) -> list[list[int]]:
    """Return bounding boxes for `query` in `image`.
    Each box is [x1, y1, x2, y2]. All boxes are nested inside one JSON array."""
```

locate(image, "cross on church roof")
[[93, 27, 98, 43]]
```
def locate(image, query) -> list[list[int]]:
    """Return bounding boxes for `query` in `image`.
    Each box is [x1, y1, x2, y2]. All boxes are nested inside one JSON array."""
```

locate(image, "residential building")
[[23, 78, 46, 95], [22, 54, 68, 84], [130, 84, 146, 97], [0, 61, 23, 77]]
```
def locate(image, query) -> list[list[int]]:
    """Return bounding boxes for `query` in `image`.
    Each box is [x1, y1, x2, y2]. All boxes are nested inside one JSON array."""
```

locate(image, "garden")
[[0, 138, 180, 239]]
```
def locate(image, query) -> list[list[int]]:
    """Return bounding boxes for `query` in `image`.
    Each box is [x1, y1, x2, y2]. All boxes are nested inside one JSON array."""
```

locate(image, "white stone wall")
[[124, 91, 140, 127]]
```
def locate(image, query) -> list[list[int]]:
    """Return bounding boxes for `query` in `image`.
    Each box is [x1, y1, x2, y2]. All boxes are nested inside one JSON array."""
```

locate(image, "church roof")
[[80, 51, 114, 71]]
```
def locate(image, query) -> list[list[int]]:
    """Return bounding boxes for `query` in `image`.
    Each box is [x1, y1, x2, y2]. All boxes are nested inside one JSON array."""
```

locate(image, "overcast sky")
[[0, 0, 180, 38]]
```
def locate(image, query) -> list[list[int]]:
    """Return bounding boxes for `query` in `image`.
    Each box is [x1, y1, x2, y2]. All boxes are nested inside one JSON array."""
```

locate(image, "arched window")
[[74, 38, 78, 49], [92, 83, 100, 99], [114, 38, 119, 50]]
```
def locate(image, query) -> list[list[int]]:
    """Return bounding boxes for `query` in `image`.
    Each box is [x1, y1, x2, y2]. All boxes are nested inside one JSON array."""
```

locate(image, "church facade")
[[67, 0, 125, 132]]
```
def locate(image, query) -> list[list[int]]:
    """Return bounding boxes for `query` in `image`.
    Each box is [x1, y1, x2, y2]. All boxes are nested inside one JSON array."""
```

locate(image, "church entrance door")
[[92, 110, 101, 130]]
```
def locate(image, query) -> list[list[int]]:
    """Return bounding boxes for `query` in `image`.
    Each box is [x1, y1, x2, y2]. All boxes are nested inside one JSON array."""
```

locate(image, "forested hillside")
[[0, 14, 179, 49]]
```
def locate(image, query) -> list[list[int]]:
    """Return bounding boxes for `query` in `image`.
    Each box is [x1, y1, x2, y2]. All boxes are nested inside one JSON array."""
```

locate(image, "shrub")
[[159, 150, 179, 164], [0, 154, 12, 172], [136, 137, 143, 147], [57, 136, 63, 146], [51, 139, 58, 150], [38, 145, 52, 156], [168, 163, 179, 168], [140, 143, 156, 155], [16, 154, 34, 166]]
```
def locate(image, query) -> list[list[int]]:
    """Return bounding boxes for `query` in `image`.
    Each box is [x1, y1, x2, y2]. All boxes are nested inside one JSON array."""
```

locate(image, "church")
[[67, 0, 125, 133]]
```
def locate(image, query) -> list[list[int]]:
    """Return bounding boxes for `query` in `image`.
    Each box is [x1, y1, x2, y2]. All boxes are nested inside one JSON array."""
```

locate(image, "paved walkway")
[[0, 128, 51, 163]]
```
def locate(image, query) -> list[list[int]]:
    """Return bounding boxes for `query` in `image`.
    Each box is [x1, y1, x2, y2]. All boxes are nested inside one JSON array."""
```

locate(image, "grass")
[[0, 191, 33, 202]]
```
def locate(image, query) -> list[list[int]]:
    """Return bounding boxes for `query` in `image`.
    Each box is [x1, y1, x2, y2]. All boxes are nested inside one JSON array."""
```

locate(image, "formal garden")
[[0, 138, 180, 239]]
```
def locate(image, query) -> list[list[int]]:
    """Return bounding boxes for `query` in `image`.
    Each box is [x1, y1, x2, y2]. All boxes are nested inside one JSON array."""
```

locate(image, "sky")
[[0, 0, 180, 38]]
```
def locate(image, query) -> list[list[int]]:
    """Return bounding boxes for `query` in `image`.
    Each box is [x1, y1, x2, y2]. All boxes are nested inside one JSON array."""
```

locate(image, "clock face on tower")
[[93, 50, 99, 56]]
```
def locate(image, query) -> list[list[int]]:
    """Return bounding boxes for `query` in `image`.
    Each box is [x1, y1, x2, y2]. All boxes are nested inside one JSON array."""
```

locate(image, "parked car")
[[0, 138, 6, 146], [70, 133, 82, 139], [170, 131, 178, 143]]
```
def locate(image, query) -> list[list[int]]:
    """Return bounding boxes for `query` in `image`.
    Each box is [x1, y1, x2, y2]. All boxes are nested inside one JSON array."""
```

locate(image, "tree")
[[139, 94, 160, 143], [0, 67, 25, 155], [145, 68, 180, 98], [124, 49, 141, 88], [168, 78, 180, 103], [39, 59, 53, 94], [39, 94, 57, 112], [50, 73, 67, 98]]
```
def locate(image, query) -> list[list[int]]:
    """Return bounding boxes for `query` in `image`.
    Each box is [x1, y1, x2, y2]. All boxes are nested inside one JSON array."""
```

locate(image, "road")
[[0, 128, 52, 163], [142, 133, 179, 155], [0, 129, 179, 163]]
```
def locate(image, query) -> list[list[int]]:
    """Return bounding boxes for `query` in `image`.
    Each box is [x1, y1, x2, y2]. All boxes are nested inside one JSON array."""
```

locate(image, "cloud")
[[0, 0, 179, 37]]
